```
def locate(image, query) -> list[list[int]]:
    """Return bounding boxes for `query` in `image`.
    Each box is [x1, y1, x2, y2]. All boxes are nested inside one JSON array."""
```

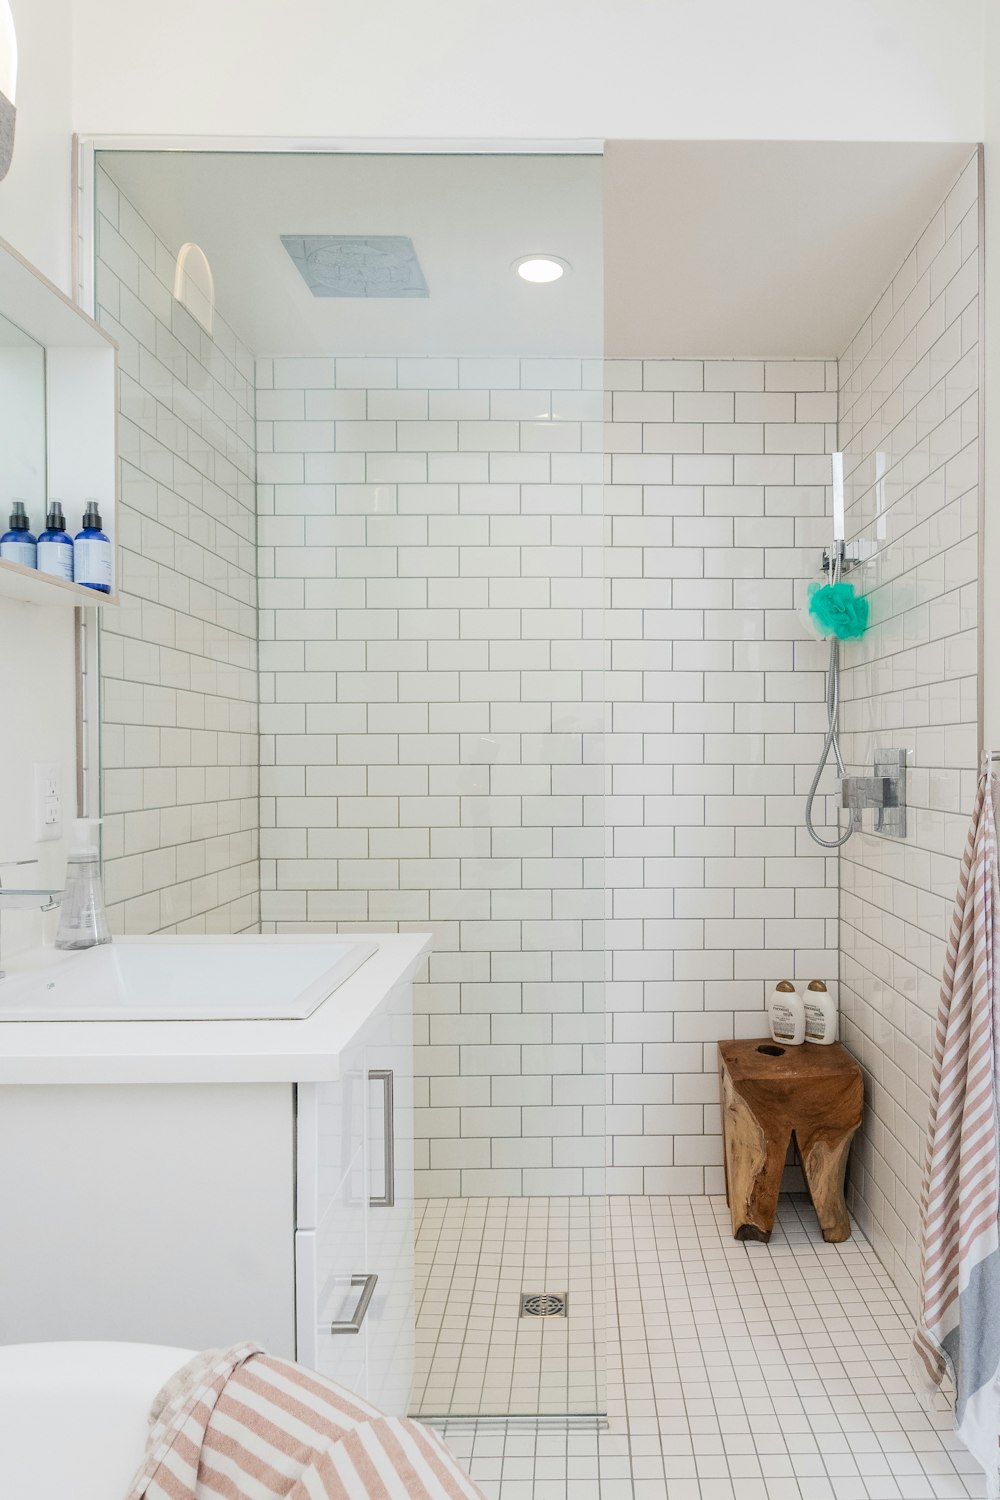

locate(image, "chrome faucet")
[[0, 861, 63, 980]]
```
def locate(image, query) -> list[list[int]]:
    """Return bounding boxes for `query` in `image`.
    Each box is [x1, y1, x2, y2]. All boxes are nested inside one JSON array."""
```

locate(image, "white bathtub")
[[0, 1341, 194, 1500]]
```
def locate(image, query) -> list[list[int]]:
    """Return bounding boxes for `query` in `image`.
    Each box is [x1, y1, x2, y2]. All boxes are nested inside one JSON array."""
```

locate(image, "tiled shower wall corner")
[[256, 355, 605, 1197], [605, 358, 838, 1193], [255, 353, 839, 1196], [839, 151, 981, 1312], [89, 155, 984, 1324], [95, 166, 260, 934]]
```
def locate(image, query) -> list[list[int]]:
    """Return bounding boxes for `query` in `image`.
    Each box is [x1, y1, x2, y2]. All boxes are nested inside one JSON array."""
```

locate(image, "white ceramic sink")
[[0, 938, 377, 1021]]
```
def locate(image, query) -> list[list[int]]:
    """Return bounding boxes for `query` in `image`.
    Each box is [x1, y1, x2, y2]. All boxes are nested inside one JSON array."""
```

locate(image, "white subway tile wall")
[[257, 355, 606, 1197], [88, 157, 983, 1300], [95, 167, 260, 934], [257, 353, 839, 1196], [839, 152, 981, 1311], [605, 358, 839, 1194]]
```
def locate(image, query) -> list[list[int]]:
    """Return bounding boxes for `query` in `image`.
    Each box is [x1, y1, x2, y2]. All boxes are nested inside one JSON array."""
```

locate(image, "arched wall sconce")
[[172, 242, 215, 337]]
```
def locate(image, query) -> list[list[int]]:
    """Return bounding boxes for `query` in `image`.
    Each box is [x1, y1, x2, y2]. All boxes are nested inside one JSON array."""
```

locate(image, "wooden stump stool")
[[718, 1038, 863, 1243]]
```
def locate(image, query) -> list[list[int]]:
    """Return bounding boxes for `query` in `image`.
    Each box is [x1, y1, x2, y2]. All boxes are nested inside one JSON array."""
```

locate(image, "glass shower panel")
[[253, 152, 607, 1420], [403, 340, 607, 1419], [286, 153, 607, 1421], [93, 145, 604, 1421]]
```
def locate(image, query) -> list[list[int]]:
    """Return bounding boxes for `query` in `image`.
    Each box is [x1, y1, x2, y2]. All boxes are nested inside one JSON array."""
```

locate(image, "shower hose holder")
[[821, 539, 861, 576]]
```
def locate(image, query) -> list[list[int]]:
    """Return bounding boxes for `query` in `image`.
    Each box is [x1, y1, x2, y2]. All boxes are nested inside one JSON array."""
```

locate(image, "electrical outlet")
[[34, 762, 62, 842]]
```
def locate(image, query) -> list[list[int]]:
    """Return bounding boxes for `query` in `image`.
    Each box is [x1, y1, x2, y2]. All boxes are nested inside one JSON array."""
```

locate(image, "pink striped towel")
[[124, 1343, 485, 1500], [914, 769, 1000, 1498]]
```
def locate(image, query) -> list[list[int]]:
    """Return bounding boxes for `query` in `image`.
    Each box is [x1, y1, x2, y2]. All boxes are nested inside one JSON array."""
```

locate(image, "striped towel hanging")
[[914, 768, 1000, 1498]]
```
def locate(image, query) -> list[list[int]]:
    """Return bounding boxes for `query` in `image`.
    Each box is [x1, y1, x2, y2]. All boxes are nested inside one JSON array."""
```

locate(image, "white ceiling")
[[99, 151, 604, 358], [100, 141, 975, 360], [605, 140, 975, 357]]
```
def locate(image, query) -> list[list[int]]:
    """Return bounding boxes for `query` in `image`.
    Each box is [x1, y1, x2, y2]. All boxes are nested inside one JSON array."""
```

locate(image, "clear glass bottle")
[[55, 818, 110, 950]]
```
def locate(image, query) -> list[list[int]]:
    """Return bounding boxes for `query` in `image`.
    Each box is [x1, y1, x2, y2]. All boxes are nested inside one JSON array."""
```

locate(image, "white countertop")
[[0, 933, 431, 1085]]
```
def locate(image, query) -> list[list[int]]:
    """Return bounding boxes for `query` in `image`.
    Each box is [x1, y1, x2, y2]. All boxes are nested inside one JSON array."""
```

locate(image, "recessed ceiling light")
[[514, 255, 570, 284]]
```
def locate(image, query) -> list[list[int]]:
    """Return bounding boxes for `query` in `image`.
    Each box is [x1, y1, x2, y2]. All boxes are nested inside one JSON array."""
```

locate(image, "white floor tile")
[[419, 1194, 985, 1500]]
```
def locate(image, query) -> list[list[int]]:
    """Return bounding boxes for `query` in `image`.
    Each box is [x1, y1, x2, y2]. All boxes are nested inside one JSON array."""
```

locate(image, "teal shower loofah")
[[807, 580, 869, 640]]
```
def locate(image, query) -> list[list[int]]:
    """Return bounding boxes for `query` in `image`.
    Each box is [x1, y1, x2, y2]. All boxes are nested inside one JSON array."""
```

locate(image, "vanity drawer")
[[294, 1171, 369, 1394], [293, 980, 416, 1413]]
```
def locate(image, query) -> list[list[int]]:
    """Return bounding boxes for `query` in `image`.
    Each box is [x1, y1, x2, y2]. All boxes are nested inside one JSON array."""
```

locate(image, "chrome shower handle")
[[841, 748, 907, 838], [841, 776, 898, 810]]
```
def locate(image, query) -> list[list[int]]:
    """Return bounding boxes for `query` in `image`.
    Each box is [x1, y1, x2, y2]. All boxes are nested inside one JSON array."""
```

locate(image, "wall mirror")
[[0, 309, 45, 511]]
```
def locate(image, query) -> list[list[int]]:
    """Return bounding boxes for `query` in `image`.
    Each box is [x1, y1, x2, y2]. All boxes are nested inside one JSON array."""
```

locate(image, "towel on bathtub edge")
[[124, 1342, 485, 1500]]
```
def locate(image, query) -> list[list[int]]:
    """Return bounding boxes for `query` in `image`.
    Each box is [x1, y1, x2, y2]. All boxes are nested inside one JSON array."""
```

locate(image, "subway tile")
[[397, 357, 458, 388], [334, 357, 396, 388], [764, 359, 827, 391], [458, 357, 520, 389], [703, 360, 765, 391], [642, 359, 703, 391]]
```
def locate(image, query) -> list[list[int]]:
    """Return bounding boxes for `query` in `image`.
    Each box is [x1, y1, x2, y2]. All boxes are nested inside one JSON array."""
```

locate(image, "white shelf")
[[0, 236, 115, 349], [0, 233, 119, 607], [0, 556, 118, 608]]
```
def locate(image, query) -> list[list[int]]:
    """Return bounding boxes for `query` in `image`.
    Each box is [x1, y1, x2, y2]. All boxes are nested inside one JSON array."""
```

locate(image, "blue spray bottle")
[[74, 499, 113, 593], [37, 501, 74, 581], [0, 500, 37, 568]]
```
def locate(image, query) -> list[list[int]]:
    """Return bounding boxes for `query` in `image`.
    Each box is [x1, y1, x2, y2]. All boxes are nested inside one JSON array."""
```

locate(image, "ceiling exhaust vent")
[[281, 235, 428, 298]]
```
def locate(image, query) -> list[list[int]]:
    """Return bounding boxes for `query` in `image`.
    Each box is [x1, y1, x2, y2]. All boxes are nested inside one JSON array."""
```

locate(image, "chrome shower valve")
[[840, 749, 907, 837]]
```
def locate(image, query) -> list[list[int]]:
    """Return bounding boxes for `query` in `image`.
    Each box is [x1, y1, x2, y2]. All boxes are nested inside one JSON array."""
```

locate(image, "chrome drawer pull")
[[368, 1068, 395, 1208], [330, 1273, 378, 1334]]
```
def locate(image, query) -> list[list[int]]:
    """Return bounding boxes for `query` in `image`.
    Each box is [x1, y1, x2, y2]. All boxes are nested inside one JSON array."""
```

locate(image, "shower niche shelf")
[[0, 557, 118, 608], [0, 234, 118, 609]]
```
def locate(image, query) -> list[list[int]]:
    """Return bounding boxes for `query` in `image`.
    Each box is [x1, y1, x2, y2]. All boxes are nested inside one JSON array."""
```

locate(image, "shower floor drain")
[[520, 1292, 568, 1318]]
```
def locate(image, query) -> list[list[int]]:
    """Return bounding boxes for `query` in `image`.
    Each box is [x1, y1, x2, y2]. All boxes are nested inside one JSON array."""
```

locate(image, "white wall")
[[70, 0, 983, 144], [839, 154, 980, 1311], [0, 0, 77, 957], [0, 597, 77, 954], [1, 0, 73, 290], [0, 343, 46, 502]]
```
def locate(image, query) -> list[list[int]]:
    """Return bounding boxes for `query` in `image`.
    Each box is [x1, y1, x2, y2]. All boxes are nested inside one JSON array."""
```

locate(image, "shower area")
[[88, 136, 984, 1484]]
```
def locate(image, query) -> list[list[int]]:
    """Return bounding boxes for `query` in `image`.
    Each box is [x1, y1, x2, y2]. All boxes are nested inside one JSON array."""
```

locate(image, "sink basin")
[[0, 938, 377, 1022]]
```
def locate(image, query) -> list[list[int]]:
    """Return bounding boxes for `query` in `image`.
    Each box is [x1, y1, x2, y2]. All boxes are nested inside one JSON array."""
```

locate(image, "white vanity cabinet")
[[294, 977, 415, 1411], [0, 935, 426, 1418]]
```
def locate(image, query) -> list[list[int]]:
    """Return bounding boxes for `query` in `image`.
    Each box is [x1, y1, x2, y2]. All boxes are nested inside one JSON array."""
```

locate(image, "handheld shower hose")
[[804, 547, 860, 849]]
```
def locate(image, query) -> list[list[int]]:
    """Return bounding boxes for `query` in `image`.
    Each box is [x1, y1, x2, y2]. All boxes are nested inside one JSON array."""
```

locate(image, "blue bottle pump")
[[37, 500, 74, 581], [0, 500, 37, 568]]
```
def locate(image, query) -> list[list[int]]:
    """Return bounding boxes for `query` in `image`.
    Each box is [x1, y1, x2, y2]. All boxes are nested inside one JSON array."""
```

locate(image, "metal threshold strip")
[[418, 1414, 609, 1432]]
